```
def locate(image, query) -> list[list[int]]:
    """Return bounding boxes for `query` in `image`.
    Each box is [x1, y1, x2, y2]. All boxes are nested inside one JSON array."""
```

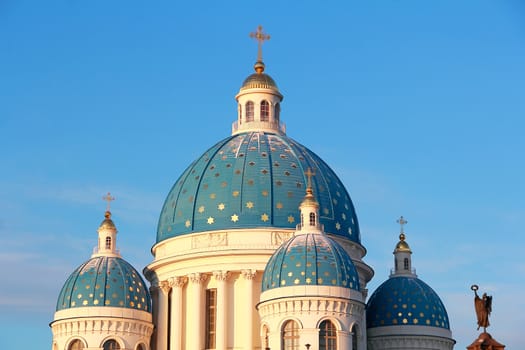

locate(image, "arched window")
[[319, 320, 337, 350], [275, 103, 280, 124], [103, 339, 120, 350], [246, 101, 254, 122], [404, 258, 409, 270], [261, 100, 270, 122], [105, 237, 112, 250], [238, 103, 242, 124], [309, 212, 316, 226], [351, 324, 358, 350], [68, 339, 84, 350], [282, 320, 299, 350]]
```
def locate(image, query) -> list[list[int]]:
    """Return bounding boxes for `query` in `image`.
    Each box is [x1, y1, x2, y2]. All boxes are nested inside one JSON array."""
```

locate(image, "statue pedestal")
[[466, 332, 505, 350]]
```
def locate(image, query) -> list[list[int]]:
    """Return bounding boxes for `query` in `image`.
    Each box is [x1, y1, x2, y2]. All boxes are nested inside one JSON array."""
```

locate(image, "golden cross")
[[397, 216, 408, 234], [250, 25, 270, 62], [305, 168, 316, 190], [102, 192, 115, 211]]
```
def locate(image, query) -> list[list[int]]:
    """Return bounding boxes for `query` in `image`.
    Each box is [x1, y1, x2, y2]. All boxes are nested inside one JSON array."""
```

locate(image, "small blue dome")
[[56, 256, 151, 312], [366, 276, 450, 329], [262, 233, 360, 292], [157, 132, 361, 244]]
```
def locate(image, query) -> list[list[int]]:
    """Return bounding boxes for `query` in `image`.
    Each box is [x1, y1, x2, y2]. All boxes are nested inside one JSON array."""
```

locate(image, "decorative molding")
[[367, 335, 455, 350], [159, 280, 171, 294], [241, 269, 257, 280], [189, 272, 208, 284], [213, 270, 230, 282], [192, 232, 228, 248], [258, 297, 364, 318], [51, 318, 154, 338], [168, 276, 187, 288], [271, 231, 293, 245]]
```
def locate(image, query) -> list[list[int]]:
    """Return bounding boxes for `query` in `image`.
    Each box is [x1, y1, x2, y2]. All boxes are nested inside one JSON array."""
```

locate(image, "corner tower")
[[258, 172, 365, 350], [366, 217, 455, 350], [51, 195, 153, 350]]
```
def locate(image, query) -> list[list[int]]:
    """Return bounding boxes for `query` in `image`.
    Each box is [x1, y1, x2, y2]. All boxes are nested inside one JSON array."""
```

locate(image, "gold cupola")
[[233, 25, 285, 135]]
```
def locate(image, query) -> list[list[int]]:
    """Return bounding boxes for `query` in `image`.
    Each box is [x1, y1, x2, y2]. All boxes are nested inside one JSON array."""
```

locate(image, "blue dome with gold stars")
[[366, 276, 450, 330], [262, 233, 360, 292], [56, 256, 151, 312], [157, 132, 360, 244]]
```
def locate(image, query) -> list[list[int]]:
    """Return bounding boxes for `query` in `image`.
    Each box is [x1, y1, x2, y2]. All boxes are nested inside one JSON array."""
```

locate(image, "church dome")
[[156, 132, 361, 244], [261, 233, 360, 292], [240, 72, 279, 91], [56, 256, 152, 312], [366, 276, 450, 330], [395, 233, 411, 252]]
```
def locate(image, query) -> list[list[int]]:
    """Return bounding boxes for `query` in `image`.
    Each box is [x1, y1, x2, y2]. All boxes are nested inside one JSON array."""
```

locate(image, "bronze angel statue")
[[471, 285, 492, 331]]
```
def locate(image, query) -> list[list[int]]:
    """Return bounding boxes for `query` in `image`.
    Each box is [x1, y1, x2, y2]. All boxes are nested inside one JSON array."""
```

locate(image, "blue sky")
[[1, 1, 524, 348]]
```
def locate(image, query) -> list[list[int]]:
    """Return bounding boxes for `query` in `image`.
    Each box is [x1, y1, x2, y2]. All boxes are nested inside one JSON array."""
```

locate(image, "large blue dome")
[[262, 233, 360, 292], [56, 256, 151, 312], [157, 132, 360, 244], [366, 276, 450, 330]]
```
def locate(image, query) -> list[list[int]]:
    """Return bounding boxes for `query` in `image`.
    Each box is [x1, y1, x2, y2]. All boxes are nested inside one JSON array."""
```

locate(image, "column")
[[241, 269, 256, 350], [338, 330, 352, 350], [188, 273, 208, 350], [213, 271, 230, 350], [169, 276, 187, 350], [155, 281, 170, 350]]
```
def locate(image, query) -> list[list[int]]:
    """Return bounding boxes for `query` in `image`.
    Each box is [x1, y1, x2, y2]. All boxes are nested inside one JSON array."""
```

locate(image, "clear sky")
[[1, 1, 524, 349]]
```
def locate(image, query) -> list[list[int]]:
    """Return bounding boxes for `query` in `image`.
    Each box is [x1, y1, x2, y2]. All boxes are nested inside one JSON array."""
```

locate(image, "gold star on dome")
[[185, 220, 191, 228], [335, 222, 341, 230], [262, 190, 269, 197], [218, 203, 225, 211], [342, 213, 346, 220], [276, 202, 283, 209], [210, 193, 216, 199], [198, 206, 205, 213], [287, 215, 295, 223], [207, 217, 215, 224], [233, 191, 240, 197], [261, 213, 269, 222], [231, 214, 239, 222], [246, 201, 254, 209]]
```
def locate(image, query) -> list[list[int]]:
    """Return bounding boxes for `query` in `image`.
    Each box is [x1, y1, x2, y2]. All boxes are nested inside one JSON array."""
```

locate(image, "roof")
[[240, 72, 279, 91], [262, 233, 360, 292], [156, 132, 361, 244], [56, 256, 151, 312], [366, 276, 450, 330]]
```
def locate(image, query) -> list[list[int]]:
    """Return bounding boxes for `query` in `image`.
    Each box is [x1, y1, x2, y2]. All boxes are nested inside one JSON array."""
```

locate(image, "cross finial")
[[397, 215, 408, 234], [305, 168, 315, 194], [102, 192, 115, 212], [250, 25, 270, 63]]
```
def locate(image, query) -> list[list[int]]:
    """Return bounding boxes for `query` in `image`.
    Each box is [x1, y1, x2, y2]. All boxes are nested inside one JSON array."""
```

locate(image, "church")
[[50, 27, 456, 350]]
